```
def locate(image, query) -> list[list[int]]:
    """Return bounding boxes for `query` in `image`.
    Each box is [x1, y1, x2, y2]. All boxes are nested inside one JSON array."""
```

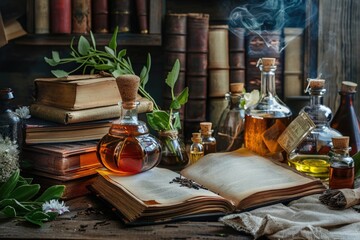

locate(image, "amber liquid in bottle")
[[244, 116, 292, 157], [97, 123, 161, 174], [329, 166, 354, 189], [203, 142, 216, 155]]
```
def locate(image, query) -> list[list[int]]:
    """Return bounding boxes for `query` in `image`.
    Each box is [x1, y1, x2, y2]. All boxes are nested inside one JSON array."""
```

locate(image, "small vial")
[[189, 132, 204, 164], [200, 122, 216, 155], [329, 136, 354, 189]]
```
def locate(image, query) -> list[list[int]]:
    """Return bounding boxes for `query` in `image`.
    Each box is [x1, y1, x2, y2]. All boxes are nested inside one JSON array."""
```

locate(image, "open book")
[[91, 148, 326, 224]]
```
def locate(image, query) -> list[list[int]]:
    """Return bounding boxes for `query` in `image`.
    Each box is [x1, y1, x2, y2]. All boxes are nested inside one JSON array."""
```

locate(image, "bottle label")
[[277, 112, 316, 154]]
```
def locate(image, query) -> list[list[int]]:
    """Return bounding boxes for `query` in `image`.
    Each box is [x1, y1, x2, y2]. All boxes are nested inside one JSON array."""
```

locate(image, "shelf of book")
[[13, 33, 162, 46]]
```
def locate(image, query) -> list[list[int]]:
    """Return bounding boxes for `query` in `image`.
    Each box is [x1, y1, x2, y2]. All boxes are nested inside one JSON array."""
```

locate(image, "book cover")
[[34, 0, 49, 34], [109, 0, 132, 33], [91, 0, 109, 33], [72, 0, 91, 34], [24, 117, 113, 144], [22, 140, 101, 175], [50, 0, 71, 34], [90, 148, 325, 225]]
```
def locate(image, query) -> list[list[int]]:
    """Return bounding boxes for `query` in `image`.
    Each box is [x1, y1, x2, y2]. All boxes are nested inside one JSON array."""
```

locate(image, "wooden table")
[[0, 194, 253, 240]]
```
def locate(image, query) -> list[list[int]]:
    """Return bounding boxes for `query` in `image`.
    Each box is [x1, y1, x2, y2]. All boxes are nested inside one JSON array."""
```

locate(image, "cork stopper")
[[332, 136, 350, 149], [258, 57, 276, 71], [309, 78, 325, 90], [200, 122, 212, 134], [230, 83, 244, 93], [341, 81, 357, 93], [116, 74, 140, 103], [191, 132, 202, 143]]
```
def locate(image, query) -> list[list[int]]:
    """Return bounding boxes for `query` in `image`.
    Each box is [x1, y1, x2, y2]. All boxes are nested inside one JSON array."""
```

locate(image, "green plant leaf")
[[1, 205, 16, 218], [105, 46, 115, 56], [78, 36, 91, 55], [146, 111, 171, 131], [24, 210, 54, 227], [0, 199, 33, 215], [51, 51, 60, 62], [170, 100, 181, 110], [35, 185, 65, 203], [9, 184, 40, 202], [94, 64, 114, 71], [0, 170, 20, 200], [353, 151, 360, 178], [165, 59, 180, 89], [175, 87, 189, 106], [109, 26, 118, 51], [51, 70, 69, 78], [172, 112, 182, 130], [44, 57, 59, 66], [117, 49, 126, 59], [90, 31, 96, 49]]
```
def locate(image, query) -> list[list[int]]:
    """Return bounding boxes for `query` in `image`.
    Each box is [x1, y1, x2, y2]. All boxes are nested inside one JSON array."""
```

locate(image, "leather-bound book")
[[50, 0, 72, 34], [91, 0, 109, 33], [72, 0, 91, 34], [135, 0, 148, 34], [186, 13, 209, 53], [109, 0, 132, 33], [229, 27, 245, 84], [34, 0, 49, 34]]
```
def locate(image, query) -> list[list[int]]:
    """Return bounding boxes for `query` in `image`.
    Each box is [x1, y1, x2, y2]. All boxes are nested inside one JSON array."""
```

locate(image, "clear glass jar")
[[288, 78, 342, 179], [200, 122, 216, 155], [329, 136, 354, 189], [215, 83, 245, 152], [189, 132, 204, 164], [244, 58, 292, 159], [0, 88, 22, 146], [158, 130, 189, 171], [97, 75, 161, 174]]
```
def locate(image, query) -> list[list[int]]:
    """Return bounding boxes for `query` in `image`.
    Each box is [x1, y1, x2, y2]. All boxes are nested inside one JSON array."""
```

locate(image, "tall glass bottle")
[[97, 75, 161, 174], [200, 122, 216, 155], [244, 58, 292, 159], [330, 81, 360, 156], [288, 78, 342, 179], [0, 88, 22, 146], [215, 83, 245, 152]]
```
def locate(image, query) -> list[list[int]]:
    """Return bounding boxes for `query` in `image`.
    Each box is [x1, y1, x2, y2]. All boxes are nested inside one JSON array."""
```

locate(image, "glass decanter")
[[97, 75, 161, 174], [330, 81, 360, 156], [244, 58, 292, 159], [329, 136, 354, 189], [0, 88, 22, 146], [288, 78, 341, 179], [215, 83, 245, 152]]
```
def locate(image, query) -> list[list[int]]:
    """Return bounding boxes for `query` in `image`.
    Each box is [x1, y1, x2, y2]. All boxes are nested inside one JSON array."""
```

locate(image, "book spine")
[[91, 0, 109, 33], [283, 27, 304, 98], [229, 27, 246, 84], [184, 13, 209, 142], [109, 0, 132, 33], [34, 0, 50, 34], [135, 0, 148, 34], [26, 0, 35, 33], [50, 0, 72, 34], [72, 0, 92, 34]]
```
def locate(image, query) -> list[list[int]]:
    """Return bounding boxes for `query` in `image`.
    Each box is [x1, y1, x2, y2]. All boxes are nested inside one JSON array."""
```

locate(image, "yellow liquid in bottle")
[[189, 151, 204, 164], [288, 155, 330, 179]]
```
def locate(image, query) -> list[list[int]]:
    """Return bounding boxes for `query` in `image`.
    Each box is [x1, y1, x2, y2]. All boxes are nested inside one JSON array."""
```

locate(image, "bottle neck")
[[120, 101, 139, 124], [339, 91, 355, 107], [260, 68, 277, 98]]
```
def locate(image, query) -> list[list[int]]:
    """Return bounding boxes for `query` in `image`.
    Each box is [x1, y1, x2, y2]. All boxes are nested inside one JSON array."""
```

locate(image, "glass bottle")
[[329, 136, 354, 189], [330, 81, 360, 156], [200, 122, 216, 155], [189, 132, 204, 164], [215, 83, 245, 152], [288, 78, 342, 179], [0, 88, 22, 146], [244, 58, 292, 159], [158, 129, 189, 171], [97, 75, 161, 174]]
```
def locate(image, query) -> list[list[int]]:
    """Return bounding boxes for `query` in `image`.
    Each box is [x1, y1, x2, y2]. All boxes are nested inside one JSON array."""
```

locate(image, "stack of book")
[[23, 74, 153, 199]]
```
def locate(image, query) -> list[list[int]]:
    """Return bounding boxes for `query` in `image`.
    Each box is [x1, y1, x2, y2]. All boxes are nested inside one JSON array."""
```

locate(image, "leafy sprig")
[[0, 170, 65, 226], [44, 27, 158, 110]]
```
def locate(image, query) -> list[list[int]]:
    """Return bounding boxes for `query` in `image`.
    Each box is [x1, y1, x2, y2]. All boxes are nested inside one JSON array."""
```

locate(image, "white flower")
[[243, 89, 260, 109], [0, 135, 19, 182], [42, 199, 70, 215], [15, 106, 31, 119]]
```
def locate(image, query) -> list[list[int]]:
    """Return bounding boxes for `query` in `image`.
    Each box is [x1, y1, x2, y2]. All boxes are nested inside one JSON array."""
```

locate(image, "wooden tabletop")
[[0, 194, 253, 240]]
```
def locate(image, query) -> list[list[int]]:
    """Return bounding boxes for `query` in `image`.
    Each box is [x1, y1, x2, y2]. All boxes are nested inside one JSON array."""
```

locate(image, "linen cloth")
[[220, 194, 360, 240]]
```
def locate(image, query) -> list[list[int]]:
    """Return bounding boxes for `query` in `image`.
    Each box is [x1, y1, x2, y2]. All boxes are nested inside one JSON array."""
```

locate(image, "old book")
[[72, 0, 91, 34], [22, 140, 101, 175], [91, 0, 109, 33], [109, 0, 132, 33], [0, 13, 27, 47], [30, 98, 153, 124], [26, 0, 35, 33], [34, 75, 132, 110], [50, 0, 71, 34], [34, 0, 49, 34], [135, 0, 148, 34], [90, 148, 325, 224], [24, 117, 113, 144]]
